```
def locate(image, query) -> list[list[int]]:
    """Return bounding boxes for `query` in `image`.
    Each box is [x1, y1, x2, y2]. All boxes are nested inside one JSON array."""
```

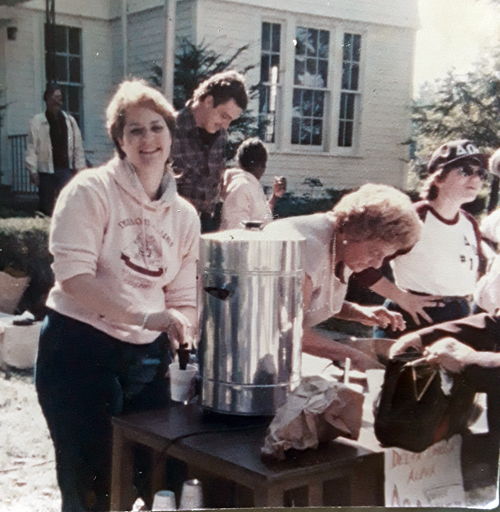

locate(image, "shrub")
[[0, 217, 53, 319], [273, 189, 353, 219]]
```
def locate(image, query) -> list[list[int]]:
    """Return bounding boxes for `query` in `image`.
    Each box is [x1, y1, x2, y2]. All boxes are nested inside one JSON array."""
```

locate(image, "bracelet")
[[141, 312, 150, 330]]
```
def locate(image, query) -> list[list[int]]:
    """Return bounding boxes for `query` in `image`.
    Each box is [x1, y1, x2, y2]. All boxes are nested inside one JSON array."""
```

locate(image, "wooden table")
[[110, 403, 384, 510]]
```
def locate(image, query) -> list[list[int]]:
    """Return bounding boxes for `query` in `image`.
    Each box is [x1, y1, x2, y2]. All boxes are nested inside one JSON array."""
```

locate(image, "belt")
[[408, 290, 473, 305]]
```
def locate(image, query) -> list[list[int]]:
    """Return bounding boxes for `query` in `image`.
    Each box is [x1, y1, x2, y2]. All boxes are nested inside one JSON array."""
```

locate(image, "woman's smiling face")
[[118, 106, 171, 173]]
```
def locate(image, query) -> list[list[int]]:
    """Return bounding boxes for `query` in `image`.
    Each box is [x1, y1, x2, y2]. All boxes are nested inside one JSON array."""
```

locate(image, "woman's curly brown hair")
[[329, 183, 421, 250]]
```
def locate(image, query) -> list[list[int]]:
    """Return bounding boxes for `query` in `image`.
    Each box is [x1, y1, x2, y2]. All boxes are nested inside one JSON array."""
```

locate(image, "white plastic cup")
[[179, 479, 203, 510], [152, 489, 176, 511], [169, 362, 198, 403], [366, 368, 385, 395]]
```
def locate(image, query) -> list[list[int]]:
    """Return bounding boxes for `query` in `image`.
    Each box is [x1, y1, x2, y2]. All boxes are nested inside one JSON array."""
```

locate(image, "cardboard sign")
[[385, 434, 465, 507]]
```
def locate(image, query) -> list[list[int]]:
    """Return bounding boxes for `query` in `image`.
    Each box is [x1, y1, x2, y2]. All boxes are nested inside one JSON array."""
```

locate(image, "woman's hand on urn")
[[143, 309, 192, 351]]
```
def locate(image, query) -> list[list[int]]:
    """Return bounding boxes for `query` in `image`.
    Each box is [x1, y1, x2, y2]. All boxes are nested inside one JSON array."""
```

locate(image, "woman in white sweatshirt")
[[35, 79, 200, 512]]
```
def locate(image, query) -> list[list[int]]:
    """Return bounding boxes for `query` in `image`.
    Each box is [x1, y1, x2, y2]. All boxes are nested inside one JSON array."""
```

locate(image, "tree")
[[151, 38, 259, 159], [411, 46, 500, 175], [410, 47, 500, 211]]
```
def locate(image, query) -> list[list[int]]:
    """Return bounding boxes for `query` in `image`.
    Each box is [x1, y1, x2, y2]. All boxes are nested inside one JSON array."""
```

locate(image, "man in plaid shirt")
[[172, 71, 248, 233]]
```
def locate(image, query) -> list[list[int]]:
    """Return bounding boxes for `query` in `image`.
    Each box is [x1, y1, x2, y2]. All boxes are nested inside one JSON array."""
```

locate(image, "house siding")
[[186, 0, 416, 192], [176, 0, 197, 44], [0, 0, 417, 194], [127, 6, 164, 83]]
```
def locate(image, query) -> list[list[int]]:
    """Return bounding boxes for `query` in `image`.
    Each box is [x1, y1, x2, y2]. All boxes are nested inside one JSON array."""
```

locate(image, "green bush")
[[273, 188, 353, 219], [0, 217, 53, 319]]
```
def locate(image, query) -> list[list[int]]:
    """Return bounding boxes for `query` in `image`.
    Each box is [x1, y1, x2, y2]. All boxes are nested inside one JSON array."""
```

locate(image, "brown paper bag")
[[261, 376, 364, 460]]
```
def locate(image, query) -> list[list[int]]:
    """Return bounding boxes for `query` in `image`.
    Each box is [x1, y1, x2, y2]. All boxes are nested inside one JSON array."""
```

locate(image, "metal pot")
[[199, 223, 305, 415]]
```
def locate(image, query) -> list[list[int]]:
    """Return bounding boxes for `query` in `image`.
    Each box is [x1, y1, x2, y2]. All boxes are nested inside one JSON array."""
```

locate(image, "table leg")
[[307, 481, 323, 506], [150, 452, 167, 500], [110, 426, 136, 511], [253, 486, 284, 507], [349, 458, 384, 506]]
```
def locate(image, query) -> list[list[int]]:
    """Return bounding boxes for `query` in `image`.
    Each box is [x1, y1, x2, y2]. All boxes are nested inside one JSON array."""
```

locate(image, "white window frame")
[[334, 30, 364, 154], [290, 25, 331, 151], [258, 21, 283, 146], [45, 23, 84, 133]]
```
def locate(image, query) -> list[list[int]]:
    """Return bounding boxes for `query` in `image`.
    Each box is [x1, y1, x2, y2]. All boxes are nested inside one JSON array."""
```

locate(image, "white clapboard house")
[[0, 0, 418, 196]]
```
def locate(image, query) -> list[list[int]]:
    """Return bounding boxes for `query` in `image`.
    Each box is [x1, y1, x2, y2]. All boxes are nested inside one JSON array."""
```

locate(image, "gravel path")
[[0, 370, 60, 512]]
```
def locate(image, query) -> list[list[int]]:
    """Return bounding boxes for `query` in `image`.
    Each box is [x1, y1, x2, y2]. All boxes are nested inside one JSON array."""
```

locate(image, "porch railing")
[[9, 134, 37, 194]]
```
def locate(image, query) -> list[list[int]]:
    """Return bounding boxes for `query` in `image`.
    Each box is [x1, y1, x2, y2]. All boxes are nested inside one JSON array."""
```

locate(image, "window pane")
[[338, 123, 345, 147], [303, 89, 313, 116], [318, 59, 328, 87], [307, 29, 318, 56], [351, 63, 359, 91], [262, 22, 270, 51], [272, 23, 281, 53], [313, 91, 324, 118], [270, 54, 280, 74], [346, 93, 355, 119], [319, 30, 329, 59], [54, 25, 66, 53], [342, 62, 350, 90], [293, 26, 329, 146], [261, 55, 270, 83], [69, 28, 80, 55], [343, 33, 352, 61], [45, 24, 83, 135], [259, 85, 269, 113], [312, 119, 322, 145], [69, 57, 81, 83], [344, 121, 353, 147], [291, 117, 300, 144], [294, 58, 304, 85], [353, 34, 361, 62], [296, 27, 307, 55], [301, 118, 312, 145], [339, 93, 347, 118], [306, 58, 317, 78], [292, 88, 302, 114], [68, 86, 80, 115], [55, 54, 68, 82]]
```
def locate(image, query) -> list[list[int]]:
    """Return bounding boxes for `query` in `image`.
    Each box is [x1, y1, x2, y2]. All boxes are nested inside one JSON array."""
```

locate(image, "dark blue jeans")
[[35, 310, 171, 512], [374, 297, 471, 339], [38, 167, 74, 216]]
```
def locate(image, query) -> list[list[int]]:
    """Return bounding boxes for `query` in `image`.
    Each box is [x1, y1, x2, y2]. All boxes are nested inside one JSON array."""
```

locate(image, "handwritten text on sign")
[[385, 434, 465, 507]]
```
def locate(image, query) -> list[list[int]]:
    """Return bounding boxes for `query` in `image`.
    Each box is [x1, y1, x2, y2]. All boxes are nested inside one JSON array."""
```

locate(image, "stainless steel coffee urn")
[[199, 223, 305, 415]]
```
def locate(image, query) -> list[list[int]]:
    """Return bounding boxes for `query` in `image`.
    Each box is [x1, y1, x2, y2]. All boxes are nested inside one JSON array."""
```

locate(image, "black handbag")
[[374, 350, 476, 453]]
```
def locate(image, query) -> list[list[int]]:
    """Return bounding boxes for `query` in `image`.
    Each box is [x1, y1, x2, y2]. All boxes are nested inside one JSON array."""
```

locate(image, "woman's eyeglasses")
[[457, 164, 489, 181]]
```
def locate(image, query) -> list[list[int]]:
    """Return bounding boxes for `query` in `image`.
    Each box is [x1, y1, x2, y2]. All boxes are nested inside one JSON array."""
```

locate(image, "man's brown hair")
[[193, 71, 248, 110]]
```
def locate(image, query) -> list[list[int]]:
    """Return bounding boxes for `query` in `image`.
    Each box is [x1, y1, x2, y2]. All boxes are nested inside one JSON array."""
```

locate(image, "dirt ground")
[[0, 369, 61, 512], [0, 368, 498, 512]]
